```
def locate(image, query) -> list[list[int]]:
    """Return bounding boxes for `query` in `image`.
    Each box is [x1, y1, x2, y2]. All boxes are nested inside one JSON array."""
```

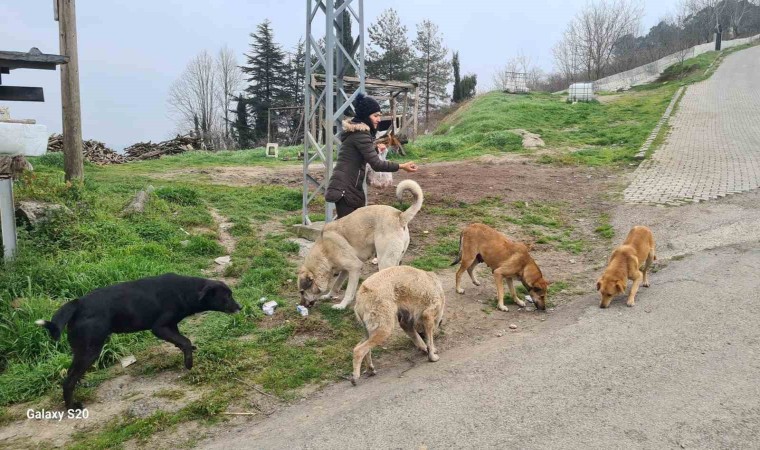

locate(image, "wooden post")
[[389, 92, 396, 136], [267, 108, 272, 144], [412, 85, 419, 141], [57, 0, 84, 181], [402, 90, 409, 137]]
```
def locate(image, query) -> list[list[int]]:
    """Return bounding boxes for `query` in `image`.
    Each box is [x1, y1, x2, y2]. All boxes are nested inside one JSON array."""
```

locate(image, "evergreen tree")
[[232, 95, 253, 149], [452, 51, 462, 103], [412, 20, 451, 123], [285, 38, 306, 107], [336, 0, 355, 77], [366, 8, 414, 81], [242, 20, 288, 143], [459, 74, 477, 101]]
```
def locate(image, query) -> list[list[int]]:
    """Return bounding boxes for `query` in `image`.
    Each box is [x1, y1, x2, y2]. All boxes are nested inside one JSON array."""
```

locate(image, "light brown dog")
[[299, 180, 423, 310], [596, 226, 656, 308], [351, 266, 445, 385], [453, 223, 549, 311]]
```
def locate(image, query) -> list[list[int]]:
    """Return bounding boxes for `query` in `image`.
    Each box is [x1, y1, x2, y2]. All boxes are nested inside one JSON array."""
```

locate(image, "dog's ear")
[[615, 280, 626, 294], [525, 242, 534, 251], [198, 282, 218, 302], [596, 280, 602, 291], [299, 275, 313, 291]]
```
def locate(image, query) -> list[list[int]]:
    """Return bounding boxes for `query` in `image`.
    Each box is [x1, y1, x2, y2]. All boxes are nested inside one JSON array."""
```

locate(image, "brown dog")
[[453, 223, 549, 311], [351, 266, 445, 385], [596, 226, 656, 308]]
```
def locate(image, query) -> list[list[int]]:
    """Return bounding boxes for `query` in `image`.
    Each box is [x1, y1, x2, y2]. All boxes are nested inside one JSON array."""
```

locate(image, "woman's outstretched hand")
[[399, 162, 419, 173]]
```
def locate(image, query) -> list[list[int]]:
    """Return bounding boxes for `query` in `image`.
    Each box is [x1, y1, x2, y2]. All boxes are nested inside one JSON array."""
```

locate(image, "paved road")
[[205, 215, 760, 448], [625, 45, 760, 205]]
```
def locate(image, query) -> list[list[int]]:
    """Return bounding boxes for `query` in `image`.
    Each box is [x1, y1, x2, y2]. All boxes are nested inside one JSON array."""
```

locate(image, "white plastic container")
[[262, 300, 278, 316], [0, 122, 48, 156], [568, 83, 595, 102]]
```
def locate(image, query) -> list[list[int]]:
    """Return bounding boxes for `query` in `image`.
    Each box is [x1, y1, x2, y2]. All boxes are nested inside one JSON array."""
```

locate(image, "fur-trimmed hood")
[[341, 119, 371, 133]]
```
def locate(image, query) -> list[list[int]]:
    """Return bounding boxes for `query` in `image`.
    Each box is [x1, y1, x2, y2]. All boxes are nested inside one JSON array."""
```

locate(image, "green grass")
[[399, 87, 673, 167], [595, 213, 615, 239], [0, 155, 366, 445]]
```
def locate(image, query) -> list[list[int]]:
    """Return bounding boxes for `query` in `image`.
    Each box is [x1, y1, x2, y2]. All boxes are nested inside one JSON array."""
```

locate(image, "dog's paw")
[[456, 288, 465, 295], [367, 368, 377, 377], [498, 305, 509, 312], [428, 353, 440, 362], [472, 279, 481, 286], [67, 402, 84, 411], [331, 303, 347, 310], [643, 282, 650, 288], [350, 376, 358, 386], [319, 293, 337, 300], [626, 300, 635, 307], [514, 299, 527, 308], [184, 354, 194, 370]]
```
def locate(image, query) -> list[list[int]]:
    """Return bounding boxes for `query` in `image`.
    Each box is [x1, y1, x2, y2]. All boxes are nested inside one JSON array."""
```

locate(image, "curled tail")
[[450, 232, 463, 266], [35, 300, 78, 341], [397, 180, 423, 227]]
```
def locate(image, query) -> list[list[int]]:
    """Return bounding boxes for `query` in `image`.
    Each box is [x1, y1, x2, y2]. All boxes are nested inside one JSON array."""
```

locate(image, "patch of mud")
[[154, 165, 320, 189]]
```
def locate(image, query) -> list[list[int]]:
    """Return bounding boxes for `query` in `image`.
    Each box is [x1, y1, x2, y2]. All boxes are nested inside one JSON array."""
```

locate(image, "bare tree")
[[554, 0, 644, 81], [168, 50, 219, 148], [684, 0, 726, 37], [216, 45, 243, 148], [724, 0, 750, 37], [493, 51, 545, 91]]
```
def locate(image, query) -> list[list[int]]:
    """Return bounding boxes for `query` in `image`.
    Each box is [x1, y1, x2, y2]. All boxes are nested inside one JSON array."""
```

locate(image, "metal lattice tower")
[[302, 0, 365, 225]]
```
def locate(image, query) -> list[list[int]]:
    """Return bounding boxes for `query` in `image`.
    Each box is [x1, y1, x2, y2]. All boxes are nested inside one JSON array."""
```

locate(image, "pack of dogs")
[[36, 180, 657, 409]]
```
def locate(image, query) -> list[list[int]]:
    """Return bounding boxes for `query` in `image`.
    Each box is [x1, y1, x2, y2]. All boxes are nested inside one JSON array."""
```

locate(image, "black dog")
[[36, 273, 241, 410]]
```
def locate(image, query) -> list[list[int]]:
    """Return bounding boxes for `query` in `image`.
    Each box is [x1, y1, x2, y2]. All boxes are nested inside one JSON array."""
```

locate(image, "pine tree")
[[285, 38, 306, 107], [452, 51, 462, 103], [366, 9, 414, 81], [242, 20, 288, 143], [232, 95, 253, 149], [412, 20, 451, 123]]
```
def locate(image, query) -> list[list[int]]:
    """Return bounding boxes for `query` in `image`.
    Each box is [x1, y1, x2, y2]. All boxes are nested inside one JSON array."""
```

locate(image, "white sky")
[[1, 0, 674, 150]]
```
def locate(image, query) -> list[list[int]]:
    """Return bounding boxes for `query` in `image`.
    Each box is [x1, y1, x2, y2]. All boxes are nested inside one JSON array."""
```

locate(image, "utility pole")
[[56, 0, 84, 181]]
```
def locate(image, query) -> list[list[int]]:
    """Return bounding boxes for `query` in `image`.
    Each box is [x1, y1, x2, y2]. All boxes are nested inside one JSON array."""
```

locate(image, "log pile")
[[123, 135, 200, 161], [47, 134, 127, 165]]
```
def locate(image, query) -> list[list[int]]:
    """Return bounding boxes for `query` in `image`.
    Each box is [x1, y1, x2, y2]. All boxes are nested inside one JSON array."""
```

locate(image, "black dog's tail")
[[35, 300, 79, 341], [450, 232, 463, 266]]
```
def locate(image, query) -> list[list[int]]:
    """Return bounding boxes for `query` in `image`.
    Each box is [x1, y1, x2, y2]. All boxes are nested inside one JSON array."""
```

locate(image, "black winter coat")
[[324, 119, 399, 208]]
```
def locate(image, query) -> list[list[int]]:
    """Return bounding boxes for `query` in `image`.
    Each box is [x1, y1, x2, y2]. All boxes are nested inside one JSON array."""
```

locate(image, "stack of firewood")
[[47, 134, 127, 165], [123, 135, 200, 161]]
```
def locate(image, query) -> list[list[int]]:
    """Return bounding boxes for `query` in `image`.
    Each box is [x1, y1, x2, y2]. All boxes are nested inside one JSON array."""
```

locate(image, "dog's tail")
[[35, 300, 79, 341], [397, 180, 423, 227], [450, 232, 463, 266]]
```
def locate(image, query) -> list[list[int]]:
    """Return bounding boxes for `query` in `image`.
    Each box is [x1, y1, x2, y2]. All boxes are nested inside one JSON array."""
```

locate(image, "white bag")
[[367, 146, 393, 189]]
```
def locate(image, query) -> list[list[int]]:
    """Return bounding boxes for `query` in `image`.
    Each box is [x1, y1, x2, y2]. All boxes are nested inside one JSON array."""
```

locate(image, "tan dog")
[[351, 266, 445, 385], [299, 180, 423, 310], [453, 223, 549, 311], [596, 226, 656, 308]]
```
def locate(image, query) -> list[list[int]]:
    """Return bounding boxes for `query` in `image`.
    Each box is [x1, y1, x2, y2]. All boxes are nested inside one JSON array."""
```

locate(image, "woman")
[[325, 93, 418, 219]]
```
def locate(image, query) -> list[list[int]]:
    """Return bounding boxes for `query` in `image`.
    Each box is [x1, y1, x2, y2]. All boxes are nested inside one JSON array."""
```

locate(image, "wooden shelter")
[[310, 75, 418, 149]]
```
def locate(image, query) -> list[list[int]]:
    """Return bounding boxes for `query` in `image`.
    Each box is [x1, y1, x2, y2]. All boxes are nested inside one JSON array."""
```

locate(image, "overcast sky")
[[1, 0, 674, 150]]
